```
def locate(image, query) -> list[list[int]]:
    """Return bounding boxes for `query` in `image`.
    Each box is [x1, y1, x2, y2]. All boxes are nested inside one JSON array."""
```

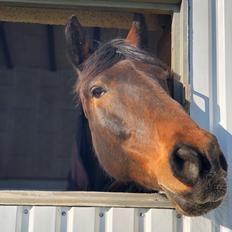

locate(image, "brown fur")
[[65, 15, 228, 216]]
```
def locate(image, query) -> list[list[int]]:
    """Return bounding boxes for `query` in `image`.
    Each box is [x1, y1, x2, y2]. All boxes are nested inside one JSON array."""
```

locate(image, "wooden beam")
[[92, 27, 101, 51], [46, 25, 56, 71], [0, 191, 173, 208], [93, 27, 101, 41], [0, 0, 180, 12], [0, 22, 13, 69], [0, 6, 162, 31]]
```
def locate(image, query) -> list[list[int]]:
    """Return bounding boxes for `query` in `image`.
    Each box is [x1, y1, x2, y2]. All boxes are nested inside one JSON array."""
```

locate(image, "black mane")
[[80, 39, 170, 82]]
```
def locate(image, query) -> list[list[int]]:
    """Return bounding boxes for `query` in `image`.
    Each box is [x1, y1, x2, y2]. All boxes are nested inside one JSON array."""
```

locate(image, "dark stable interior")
[[0, 16, 171, 191]]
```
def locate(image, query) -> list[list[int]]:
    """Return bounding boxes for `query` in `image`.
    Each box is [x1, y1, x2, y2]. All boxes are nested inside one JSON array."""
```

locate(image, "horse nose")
[[170, 141, 228, 186], [170, 144, 201, 186], [206, 139, 228, 174]]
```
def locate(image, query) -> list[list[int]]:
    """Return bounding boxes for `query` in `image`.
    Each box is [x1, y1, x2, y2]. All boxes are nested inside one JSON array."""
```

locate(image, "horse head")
[[65, 15, 227, 216]]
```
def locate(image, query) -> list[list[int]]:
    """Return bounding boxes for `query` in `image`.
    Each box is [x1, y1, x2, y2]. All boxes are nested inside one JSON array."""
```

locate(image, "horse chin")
[[162, 188, 223, 216]]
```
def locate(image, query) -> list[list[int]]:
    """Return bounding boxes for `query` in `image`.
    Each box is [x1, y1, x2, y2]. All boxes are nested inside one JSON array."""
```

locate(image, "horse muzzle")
[[162, 176, 227, 216], [170, 191, 224, 216]]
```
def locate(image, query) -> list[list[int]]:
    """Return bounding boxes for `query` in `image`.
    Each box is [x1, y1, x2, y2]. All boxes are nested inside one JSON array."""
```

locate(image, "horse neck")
[[78, 104, 113, 191]]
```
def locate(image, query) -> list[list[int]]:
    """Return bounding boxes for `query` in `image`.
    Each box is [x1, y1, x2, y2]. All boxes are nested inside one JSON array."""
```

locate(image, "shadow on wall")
[[191, 90, 232, 231]]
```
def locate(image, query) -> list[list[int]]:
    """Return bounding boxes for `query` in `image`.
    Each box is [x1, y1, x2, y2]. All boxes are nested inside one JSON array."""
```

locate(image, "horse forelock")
[[75, 39, 171, 96]]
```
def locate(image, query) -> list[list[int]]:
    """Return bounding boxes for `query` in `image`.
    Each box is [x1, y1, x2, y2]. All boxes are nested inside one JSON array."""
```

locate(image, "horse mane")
[[76, 39, 172, 94]]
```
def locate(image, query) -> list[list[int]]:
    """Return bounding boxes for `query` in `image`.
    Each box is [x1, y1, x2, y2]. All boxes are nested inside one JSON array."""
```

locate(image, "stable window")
[[0, 0, 188, 207]]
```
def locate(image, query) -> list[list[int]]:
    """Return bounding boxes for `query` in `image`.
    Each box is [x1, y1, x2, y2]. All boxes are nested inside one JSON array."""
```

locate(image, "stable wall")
[[0, 19, 171, 189]]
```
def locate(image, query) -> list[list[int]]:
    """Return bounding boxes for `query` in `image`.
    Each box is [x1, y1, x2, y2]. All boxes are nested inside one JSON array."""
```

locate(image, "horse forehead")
[[100, 59, 154, 86], [103, 60, 137, 77]]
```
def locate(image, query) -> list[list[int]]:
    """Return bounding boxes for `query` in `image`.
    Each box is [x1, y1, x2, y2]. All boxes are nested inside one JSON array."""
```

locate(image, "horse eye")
[[90, 86, 106, 98]]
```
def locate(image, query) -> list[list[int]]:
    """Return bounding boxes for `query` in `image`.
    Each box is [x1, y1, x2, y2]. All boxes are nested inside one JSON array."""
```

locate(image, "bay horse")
[[65, 15, 227, 216]]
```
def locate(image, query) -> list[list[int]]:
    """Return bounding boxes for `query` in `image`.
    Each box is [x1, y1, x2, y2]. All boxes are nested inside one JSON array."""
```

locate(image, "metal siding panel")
[[137, 209, 146, 232], [214, 0, 232, 231], [0, 206, 177, 232], [55, 207, 68, 232], [188, 216, 213, 232], [189, 0, 222, 230], [0, 206, 17, 232], [16, 206, 31, 232], [175, 214, 183, 232], [145, 209, 175, 232], [190, 0, 232, 231], [105, 207, 113, 232], [106, 208, 137, 232], [28, 206, 57, 232], [56, 207, 69, 232], [189, 0, 212, 130], [67, 207, 97, 232]]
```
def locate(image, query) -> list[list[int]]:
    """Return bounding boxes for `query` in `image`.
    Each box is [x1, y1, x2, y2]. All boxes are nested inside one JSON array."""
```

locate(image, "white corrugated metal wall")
[[188, 0, 232, 231], [0, 206, 177, 232]]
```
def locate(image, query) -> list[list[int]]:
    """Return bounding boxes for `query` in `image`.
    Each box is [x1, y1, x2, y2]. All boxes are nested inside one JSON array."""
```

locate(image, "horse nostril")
[[207, 140, 228, 173], [219, 154, 228, 172], [170, 145, 201, 186]]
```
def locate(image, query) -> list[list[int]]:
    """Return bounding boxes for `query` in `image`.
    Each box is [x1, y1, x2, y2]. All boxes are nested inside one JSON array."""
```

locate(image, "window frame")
[[0, 0, 188, 209]]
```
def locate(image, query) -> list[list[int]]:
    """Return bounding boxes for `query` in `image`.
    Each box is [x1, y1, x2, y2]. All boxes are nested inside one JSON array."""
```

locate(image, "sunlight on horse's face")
[[65, 16, 228, 216]]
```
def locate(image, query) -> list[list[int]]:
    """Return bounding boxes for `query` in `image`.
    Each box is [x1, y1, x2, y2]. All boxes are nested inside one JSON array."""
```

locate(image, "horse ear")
[[126, 13, 148, 49], [65, 16, 91, 69]]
